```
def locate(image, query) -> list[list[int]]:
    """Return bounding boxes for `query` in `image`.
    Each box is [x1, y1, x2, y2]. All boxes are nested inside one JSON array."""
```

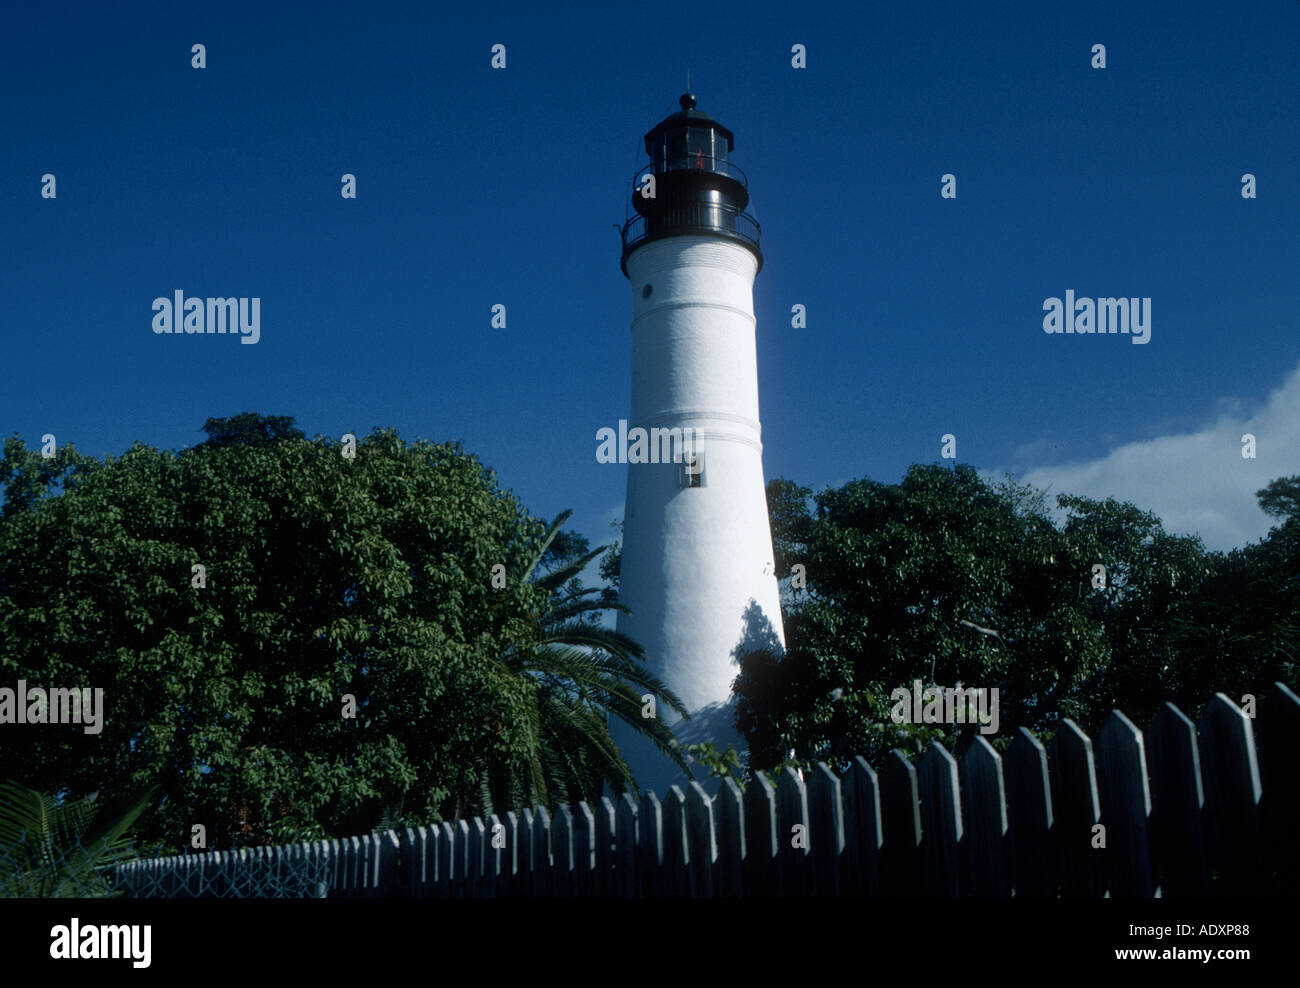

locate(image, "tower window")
[[642, 283, 653, 299], [679, 452, 706, 489]]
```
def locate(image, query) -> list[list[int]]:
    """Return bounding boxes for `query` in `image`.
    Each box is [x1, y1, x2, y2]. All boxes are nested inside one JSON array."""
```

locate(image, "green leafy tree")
[[197, 412, 305, 450], [736, 464, 1266, 771], [0, 419, 661, 846], [765, 478, 814, 578], [597, 520, 623, 606], [1163, 476, 1300, 703], [683, 742, 744, 780], [1258, 476, 1300, 523], [1051, 494, 1216, 720]]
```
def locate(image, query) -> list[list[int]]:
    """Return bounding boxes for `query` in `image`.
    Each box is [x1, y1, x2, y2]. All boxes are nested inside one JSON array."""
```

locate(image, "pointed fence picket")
[[638, 791, 664, 898], [593, 798, 617, 898], [742, 771, 779, 897], [1097, 711, 1155, 897], [960, 737, 1008, 897], [1049, 720, 1103, 898], [1198, 694, 1263, 895], [842, 756, 883, 897], [614, 794, 638, 898], [684, 781, 717, 898], [1258, 683, 1300, 893], [880, 750, 922, 897], [807, 764, 845, 897], [714, 778, 746, 897], [1006, 727, 1054, 897]]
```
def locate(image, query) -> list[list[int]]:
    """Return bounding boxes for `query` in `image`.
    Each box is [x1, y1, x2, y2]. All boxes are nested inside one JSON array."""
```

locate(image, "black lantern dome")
[[620, 93, 762, 276]]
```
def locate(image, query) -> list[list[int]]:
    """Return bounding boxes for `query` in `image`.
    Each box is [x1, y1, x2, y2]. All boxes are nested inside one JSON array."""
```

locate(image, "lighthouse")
[[613, 93, 785, 792]]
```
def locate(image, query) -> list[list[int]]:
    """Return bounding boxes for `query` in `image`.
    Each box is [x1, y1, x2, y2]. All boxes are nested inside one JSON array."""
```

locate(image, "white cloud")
[[997, 361, 1300, 552]]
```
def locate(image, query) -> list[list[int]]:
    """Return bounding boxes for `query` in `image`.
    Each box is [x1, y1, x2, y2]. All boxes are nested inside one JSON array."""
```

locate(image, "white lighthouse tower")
[[614, 93, 785, 792]]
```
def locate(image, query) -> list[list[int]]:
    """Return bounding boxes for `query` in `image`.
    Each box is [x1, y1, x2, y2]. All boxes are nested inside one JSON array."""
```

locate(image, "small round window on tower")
[[642, 283, 653, 299]]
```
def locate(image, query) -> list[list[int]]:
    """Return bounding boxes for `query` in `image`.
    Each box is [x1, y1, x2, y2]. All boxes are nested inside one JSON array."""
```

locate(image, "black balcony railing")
[[620, 205, 761, 259], [632, 154, 750, 190]]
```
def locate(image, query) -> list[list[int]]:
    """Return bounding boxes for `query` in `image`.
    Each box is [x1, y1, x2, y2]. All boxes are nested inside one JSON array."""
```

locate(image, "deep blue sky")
[[3, 0, 1297, 555]]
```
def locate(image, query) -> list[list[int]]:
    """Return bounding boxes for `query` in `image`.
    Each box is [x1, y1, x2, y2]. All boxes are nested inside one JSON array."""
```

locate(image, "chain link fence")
[[1, 835, 332, 898], [112, 848, 332, 897], [0, 837, 125, 897]]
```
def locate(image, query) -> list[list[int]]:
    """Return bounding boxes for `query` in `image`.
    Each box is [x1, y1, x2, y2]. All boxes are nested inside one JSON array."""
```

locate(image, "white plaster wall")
[[615, 235, 785, 792]]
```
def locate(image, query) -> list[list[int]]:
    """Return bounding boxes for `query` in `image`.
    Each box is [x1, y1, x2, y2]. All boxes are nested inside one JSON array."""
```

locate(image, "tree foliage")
[[197, 412, 305, 450], [737, 464, 1298, 772], [0, 419, 667, 847]]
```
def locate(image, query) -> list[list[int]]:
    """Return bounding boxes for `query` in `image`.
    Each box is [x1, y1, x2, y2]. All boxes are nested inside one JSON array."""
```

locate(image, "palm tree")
[[485, 511, 690, 811], [0, 780, 155, 897]]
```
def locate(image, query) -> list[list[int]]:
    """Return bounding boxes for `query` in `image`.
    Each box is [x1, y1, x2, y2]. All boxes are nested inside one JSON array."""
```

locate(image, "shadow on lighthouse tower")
[[611, 93, 785, 797]]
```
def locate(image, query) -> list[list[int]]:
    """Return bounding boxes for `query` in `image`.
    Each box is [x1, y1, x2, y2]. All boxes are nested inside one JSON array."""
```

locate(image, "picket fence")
[[113, 684, 1300, 897]]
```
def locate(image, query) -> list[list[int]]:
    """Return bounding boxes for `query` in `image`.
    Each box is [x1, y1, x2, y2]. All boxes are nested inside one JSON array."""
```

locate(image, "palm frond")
[[533, 544, 608, 595], [538, 622, 647, 661], [525, 643, 689, 720], [543, 596, 631, 625], [0, 780, 155, 898], [514, 510, 574, 584], [489, 504, 705, 806]]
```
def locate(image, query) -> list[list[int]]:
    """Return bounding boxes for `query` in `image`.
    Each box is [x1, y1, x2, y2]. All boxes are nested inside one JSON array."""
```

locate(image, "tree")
[[735, 464, 1265, 772], [765, 477, 813, 577], [597, 520, 623, 606], [197, 413, 305, 449], [1164, 476, 1299, 704], [0, 419, 659, 847], [1258, 476, 1300, 522], [1051, 493, 1216, 720]]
